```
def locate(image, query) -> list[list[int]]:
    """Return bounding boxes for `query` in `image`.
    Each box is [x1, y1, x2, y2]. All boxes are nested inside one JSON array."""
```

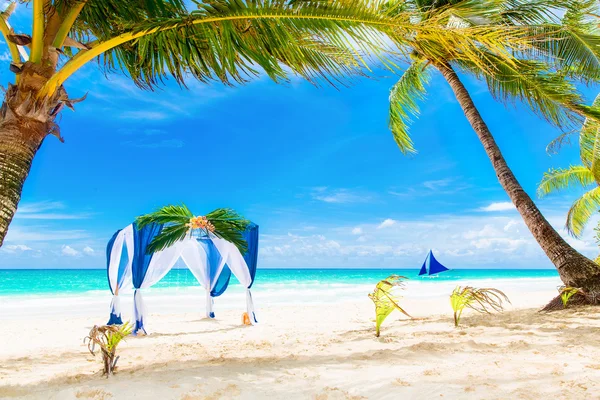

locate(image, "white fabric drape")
[[132, 239, 194, 333], [107, 224, 134, 294], [210, 235, 257, 324], [106, 224, 134, 324]]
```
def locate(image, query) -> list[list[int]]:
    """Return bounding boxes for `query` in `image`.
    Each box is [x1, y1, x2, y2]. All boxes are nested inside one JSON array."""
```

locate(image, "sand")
[[1, 284, 600, 399]]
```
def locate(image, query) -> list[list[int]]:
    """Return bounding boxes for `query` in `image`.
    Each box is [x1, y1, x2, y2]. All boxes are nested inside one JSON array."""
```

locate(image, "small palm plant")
[[559, 286, 585, 308], [84, 322, 133, 376], [136, 204, 250, 254], [368, 275, 411, 337], [450, 286, 510, 327]]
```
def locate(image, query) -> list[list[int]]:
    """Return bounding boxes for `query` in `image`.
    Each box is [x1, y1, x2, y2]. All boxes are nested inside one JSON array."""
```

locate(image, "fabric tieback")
[[133, 289, 147, 335], [246, 288, 257, 325], [107, 294, 123, 325], [206, 290, 215, 318]]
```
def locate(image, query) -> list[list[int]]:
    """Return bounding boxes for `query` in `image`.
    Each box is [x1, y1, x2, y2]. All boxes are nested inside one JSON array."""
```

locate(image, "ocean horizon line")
[[0, 267, 559, 271]]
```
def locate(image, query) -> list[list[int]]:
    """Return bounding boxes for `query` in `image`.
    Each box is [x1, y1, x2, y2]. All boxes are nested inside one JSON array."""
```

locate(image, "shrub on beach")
[[450, 286, 510, 327], [84, 322, 133, 376], [559, 286, 585, 308], [368, 275, 411, 337]]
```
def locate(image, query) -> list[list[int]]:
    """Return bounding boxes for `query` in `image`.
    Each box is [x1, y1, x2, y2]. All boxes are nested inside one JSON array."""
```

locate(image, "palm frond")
[[136, 205, 250, 254], [205, 208, 251, 254], [84, 322, 133, 375], [537, 165, 595, 197], [455, 55, 595, 131], [579, 93, 600, 180], [145, 223, 190, 254], [558, 286, 585, 308], [530, 26, 600, 83], [566, 186, 600, 237], [389, 59, 431, 154], [562, 0, 598, 31], [43, 0, 418, 95], [368, 275, 411, 337], [498, 0, 564, 25], [136, 204, 193, 228], [546, 130, 578, 154], [450, 286, 510, 327]]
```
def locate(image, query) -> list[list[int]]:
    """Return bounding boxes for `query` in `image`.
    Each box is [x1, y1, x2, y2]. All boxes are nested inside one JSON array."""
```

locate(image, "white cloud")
[[351, 227, 363, 235], [1, 244, 33, 253], [389, 177, 471, 198], [15, 201, 89, 220], [83, 246, 95, 255], [120, 111, 169, 120], [422, 179, 453, 190], [257, 208, 600, 269], [479, 202, 515, 212], [61, 245, 81, 257], [122, 139, 184, 149], [377, 219, 397, 229], [4, 227, 89, 242], [504, 220, 520, 232], [311, 187, 370, 204], [18, 201, 65, 214]]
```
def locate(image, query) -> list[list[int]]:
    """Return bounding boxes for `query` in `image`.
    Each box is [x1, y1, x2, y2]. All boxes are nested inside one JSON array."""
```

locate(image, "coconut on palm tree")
[[538, 93, 600, 259], [0, 0, 532, 246], [384, 0, 600, 298]]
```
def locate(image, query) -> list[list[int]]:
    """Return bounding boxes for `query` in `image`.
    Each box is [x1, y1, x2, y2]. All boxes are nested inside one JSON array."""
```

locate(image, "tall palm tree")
[[538, 94, 600, 248], [0, 0, 502, 245], [385, 0, 600, 295]]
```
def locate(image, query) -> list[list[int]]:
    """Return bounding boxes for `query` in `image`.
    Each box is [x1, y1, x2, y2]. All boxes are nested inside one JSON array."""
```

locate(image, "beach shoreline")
[[2, 276, 599, 399]]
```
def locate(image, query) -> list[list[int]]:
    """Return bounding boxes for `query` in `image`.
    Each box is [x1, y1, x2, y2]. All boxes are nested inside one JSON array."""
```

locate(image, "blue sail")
[[428, 251, 450, 275], [418, 260, 428, 276]]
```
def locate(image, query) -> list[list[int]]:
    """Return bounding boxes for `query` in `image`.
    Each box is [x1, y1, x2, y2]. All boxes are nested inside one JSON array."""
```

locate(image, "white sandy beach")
[[2, 277, 600, 399]]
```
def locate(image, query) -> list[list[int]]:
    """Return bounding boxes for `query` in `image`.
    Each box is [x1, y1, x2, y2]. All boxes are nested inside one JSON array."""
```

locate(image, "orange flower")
[[188, 216, 213, 232]]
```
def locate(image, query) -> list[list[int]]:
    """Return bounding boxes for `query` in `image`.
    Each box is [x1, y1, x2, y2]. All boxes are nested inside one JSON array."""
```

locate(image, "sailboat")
[[418, 250, 450, 277]]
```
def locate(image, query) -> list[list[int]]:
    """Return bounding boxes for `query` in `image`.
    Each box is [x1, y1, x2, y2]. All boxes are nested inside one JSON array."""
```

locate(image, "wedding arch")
[[104, 207, 259, 335]]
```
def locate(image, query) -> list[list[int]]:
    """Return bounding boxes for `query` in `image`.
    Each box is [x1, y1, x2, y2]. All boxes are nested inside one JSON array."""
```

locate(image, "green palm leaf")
[[537, 165, 596, 197], [450, 286, 510, 327], [136, 203, 193, 227], [456, 55, 598, 131], [43, 0, 419, 94], [579, 93, 600, 180], [389, 59, 431, 154], [136, 205, 250, 254], [539, 93, 600, 238], [566, 186, 600, 237], [368, 275, 411, 337], [205, 208, 251, 254]]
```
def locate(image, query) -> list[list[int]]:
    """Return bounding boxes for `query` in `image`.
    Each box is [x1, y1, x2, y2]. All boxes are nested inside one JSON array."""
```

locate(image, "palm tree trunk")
[[0, 101, 47, 246], [435, 62, 600, 294]]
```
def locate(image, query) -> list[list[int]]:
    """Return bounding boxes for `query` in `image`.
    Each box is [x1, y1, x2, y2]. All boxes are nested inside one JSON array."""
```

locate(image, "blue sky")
[[0, 3, 598, 269]]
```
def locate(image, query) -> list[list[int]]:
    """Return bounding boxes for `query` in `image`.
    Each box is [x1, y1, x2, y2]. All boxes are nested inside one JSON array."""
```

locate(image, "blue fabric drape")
[[243, 223, 259, 288], [131, 222, 163, 288], [211, 266, 232, 297], [106, 229, 121, 296], [107, 247, 128, 325], [131, 222, 163, 334], [107, 309, 122, 325], [106, 229, 123, 325], [197, 238, 225, 318]]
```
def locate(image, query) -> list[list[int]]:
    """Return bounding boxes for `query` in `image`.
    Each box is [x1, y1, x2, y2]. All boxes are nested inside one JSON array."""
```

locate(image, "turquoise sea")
[[0, 268, 560, 297]]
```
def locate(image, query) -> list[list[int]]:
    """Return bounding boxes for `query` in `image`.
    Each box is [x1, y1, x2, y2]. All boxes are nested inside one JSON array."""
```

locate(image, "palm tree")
[[386, 0, 600, 296], [0, 0, 484, 245], [538, 94, 600, 251]]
